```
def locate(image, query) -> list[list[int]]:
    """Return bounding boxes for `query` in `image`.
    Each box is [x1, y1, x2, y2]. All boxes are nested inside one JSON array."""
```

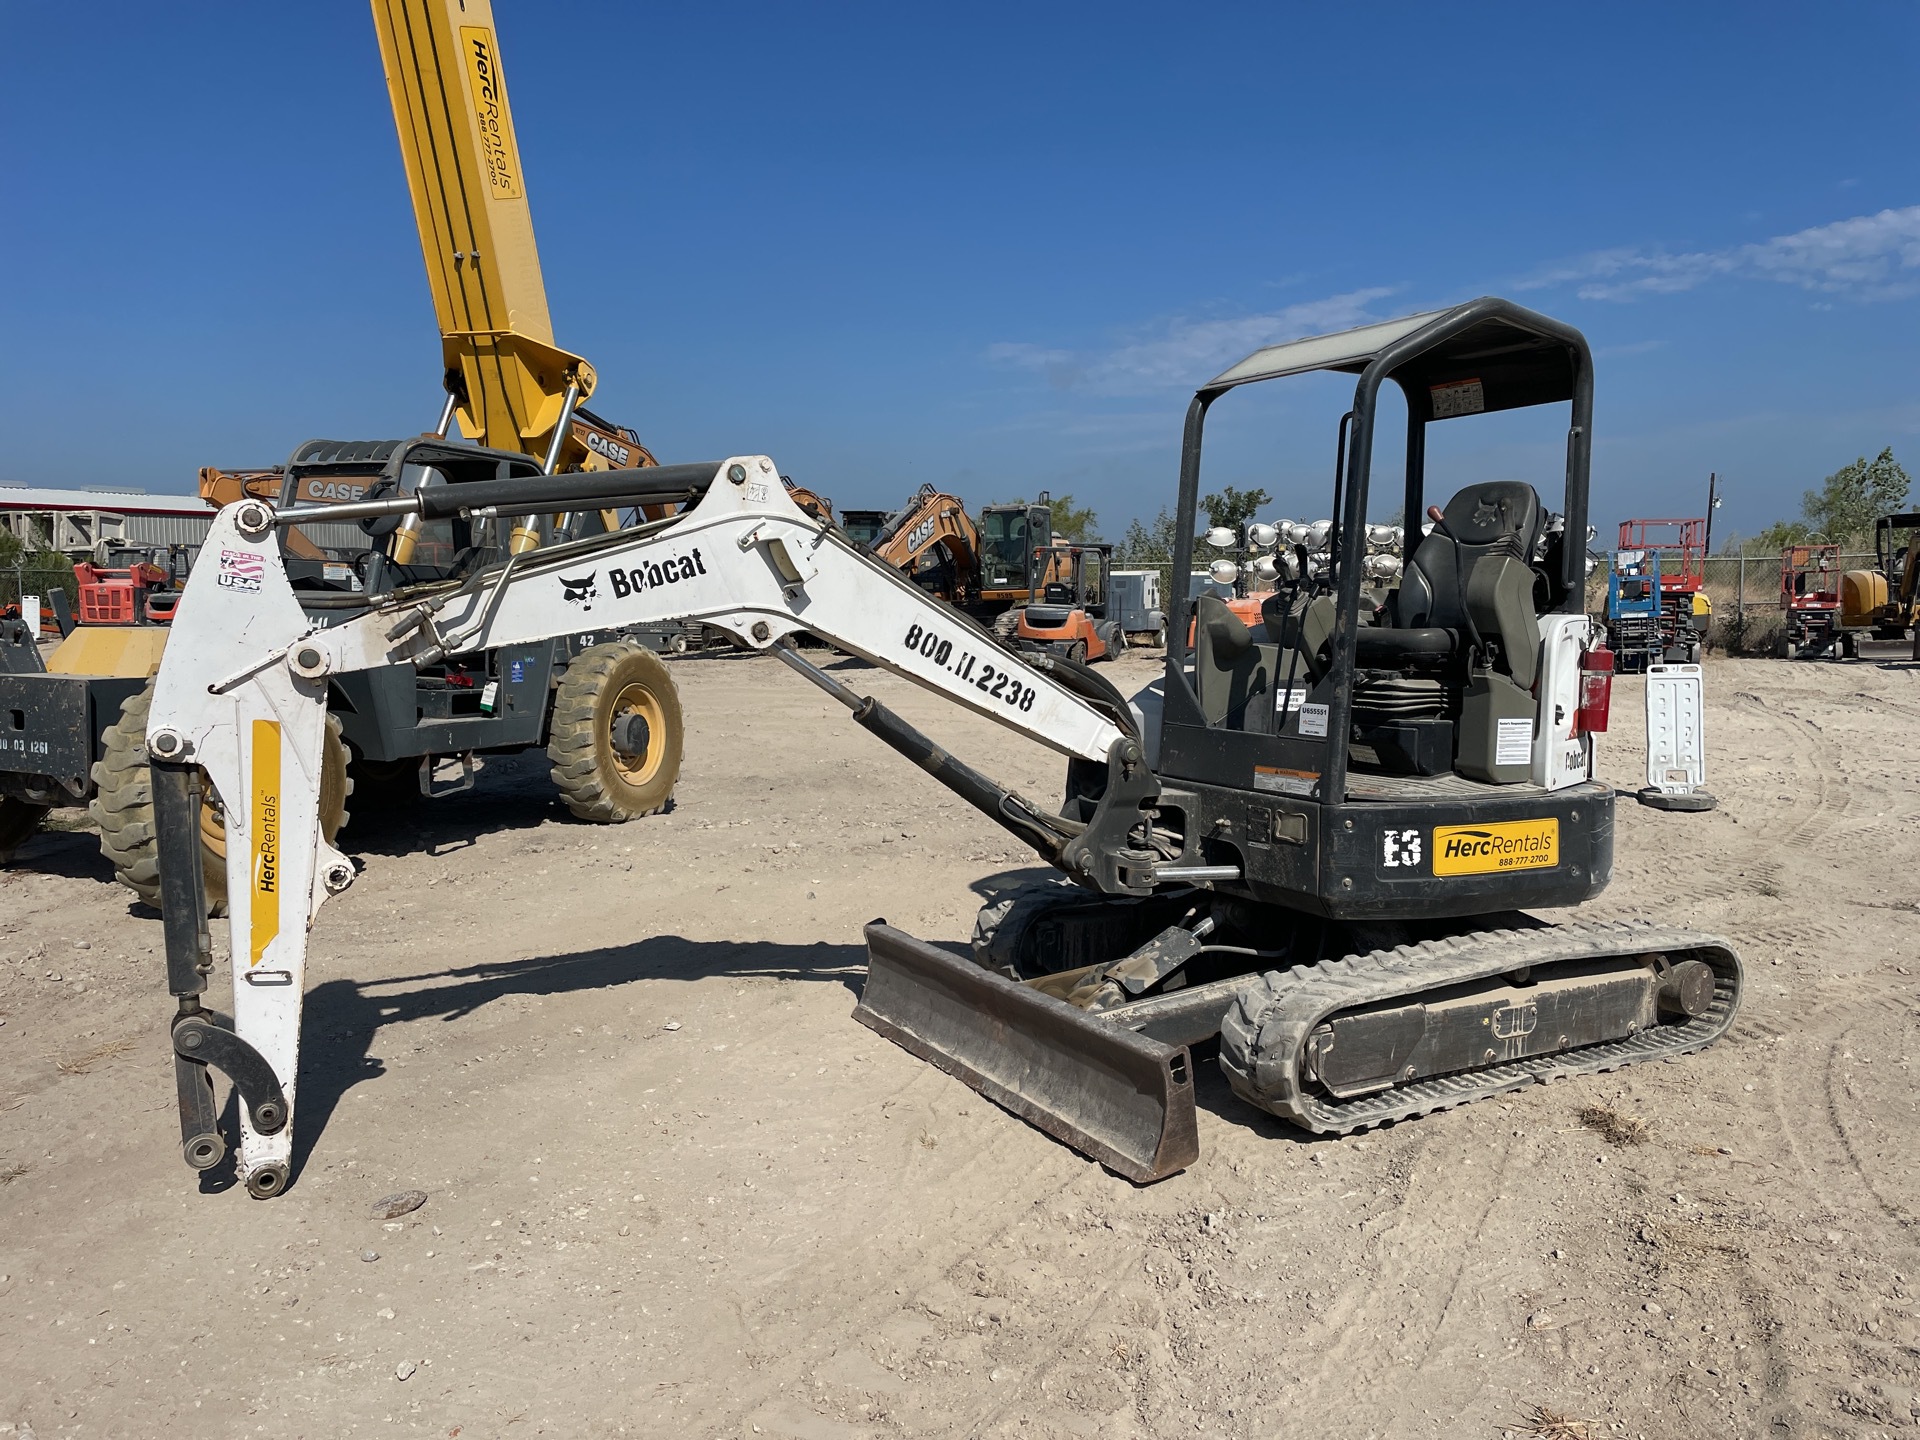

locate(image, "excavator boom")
[[145, 462, 1169, 1195], [867, 485, 982, 597]]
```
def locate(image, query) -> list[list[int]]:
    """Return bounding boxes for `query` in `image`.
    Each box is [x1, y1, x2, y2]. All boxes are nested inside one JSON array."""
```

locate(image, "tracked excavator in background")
[[144, 298, 1744, 1198], [863, 483, 1097, 631]]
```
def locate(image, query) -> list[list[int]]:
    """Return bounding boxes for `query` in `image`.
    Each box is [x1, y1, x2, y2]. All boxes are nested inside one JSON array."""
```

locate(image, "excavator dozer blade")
[[856, 922, 1199, 1183]]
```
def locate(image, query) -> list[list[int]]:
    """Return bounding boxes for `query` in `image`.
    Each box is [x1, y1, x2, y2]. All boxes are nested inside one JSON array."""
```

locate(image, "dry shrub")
[[1502, 1404, 1595, 1440], [55, 1036, 136, 1076], [1577, 1103, 1650, 1147]]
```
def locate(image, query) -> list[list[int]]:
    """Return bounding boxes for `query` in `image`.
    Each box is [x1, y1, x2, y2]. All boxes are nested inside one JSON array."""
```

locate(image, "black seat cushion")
[[1353, 626, 1454, 665]]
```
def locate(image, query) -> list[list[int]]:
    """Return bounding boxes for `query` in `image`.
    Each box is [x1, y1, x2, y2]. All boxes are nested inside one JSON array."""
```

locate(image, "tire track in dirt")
[[1685, 692, 1851, 913], [1733, 986, 1920, 1429], [1282, 1119, 1521, 1424]]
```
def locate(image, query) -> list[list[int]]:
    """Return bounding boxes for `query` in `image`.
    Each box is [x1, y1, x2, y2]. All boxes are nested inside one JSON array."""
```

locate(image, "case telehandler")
[[142, 299, 1743, 1198]]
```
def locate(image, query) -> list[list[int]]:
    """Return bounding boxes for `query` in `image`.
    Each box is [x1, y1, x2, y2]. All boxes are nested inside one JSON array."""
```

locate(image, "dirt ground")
[[3, 644, 1918, 1440]]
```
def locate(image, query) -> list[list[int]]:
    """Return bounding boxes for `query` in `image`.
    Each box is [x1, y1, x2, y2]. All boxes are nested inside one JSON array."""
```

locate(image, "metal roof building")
[[0, 485, 362, 555]]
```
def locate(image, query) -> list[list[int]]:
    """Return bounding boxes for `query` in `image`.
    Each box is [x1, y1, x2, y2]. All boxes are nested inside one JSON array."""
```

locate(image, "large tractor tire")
[[0, 798, 51, 864], [546, 641, 684, 822], [91, 682, 351, 915]]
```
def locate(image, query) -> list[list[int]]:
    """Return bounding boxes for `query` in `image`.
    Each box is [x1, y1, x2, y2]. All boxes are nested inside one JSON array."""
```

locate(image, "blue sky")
[[3, 2, 1916, 545]]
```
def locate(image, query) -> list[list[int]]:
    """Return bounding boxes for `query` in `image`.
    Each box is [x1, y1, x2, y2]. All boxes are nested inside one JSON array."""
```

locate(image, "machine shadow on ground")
[[10, 812, 118, 886], [341, 753, 581, 857], [282, 936, 870, 1184]]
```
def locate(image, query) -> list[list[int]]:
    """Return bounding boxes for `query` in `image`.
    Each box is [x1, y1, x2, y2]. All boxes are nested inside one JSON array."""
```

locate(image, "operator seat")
[[1356, 481, 1546, 687], [1192, 594, 1276, 729]]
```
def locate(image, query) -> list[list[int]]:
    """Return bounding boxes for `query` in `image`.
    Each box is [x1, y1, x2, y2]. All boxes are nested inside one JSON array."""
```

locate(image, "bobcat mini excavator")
[[143, 298, 1743, 1197]]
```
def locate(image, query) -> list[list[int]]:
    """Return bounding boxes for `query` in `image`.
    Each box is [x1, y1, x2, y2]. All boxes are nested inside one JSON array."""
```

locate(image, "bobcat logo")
[[559, 572, 599, 611], [1472, 498, 1502, 528]]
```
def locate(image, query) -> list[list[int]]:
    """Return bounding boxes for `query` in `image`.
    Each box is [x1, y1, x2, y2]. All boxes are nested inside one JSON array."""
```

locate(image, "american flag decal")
[[217, 548, 266, 592]]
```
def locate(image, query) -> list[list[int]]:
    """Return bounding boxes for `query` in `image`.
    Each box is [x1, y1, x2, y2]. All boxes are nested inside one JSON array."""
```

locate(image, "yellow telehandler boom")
[[371, 0, 645, 482]]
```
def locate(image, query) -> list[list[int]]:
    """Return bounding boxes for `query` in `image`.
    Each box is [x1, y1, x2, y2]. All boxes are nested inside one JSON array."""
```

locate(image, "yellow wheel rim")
[[609, 681, 667, 786]]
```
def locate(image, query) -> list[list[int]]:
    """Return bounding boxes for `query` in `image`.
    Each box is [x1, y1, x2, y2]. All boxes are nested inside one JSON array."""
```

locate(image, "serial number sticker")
[[1297, 702, 1330, 738], [1431, 819, 1559, 876]]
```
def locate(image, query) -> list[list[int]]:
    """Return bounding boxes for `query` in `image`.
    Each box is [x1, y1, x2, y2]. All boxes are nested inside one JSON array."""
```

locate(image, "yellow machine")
[[1841, 511, 1920, 653], [371, 0, 663, 552]]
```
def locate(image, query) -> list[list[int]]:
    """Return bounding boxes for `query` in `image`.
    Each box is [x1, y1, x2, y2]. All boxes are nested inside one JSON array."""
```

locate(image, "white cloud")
[[1522, 205, 1920, 302], [985, 286, 1400, 396]]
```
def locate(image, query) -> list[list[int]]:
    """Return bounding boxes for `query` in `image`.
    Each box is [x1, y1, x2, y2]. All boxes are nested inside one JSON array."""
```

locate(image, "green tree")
[[998, 494, 1099, 542], [0, 529, 77, 608], [1801, 448, 1910, 545], [1120, 507, 1178, 563], [1201, 485, 1272, 539], [1743, 519, 1813, 555]]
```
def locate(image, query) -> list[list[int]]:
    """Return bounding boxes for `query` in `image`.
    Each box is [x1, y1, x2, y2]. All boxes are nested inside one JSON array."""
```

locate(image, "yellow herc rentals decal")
[[1432, 819, 1559, 876], [459, 25, 523, 201], [250, 719, 282, 964]]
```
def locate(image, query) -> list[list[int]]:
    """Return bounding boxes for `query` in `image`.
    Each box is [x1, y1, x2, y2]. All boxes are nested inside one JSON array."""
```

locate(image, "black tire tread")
[[545, 641, 683, 823]]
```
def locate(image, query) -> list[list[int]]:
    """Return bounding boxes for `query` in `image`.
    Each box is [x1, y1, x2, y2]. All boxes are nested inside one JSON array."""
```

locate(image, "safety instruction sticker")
[[1432, 819, 1559, 876], [1496, 716, 1534, 767], [1430, 377, 1485, 418]]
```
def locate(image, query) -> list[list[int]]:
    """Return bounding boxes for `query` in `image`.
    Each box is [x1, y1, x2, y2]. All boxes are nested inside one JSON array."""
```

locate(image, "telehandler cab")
[[143, 299, 1742, 1197]]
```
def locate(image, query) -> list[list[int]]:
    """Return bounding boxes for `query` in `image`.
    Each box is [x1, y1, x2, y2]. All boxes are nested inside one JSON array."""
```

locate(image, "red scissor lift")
[[1616, 518, 1709, 663], [1779, 543, 1845, 658]]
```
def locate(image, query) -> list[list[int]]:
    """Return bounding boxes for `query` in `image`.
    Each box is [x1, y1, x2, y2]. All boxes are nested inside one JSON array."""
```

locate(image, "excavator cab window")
[[979, 502, 1054, 592], [979, 509, 1034, 590]]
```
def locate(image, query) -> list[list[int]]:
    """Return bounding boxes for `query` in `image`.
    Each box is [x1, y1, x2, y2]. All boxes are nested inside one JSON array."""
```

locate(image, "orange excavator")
[[866, 484, 982, 603], [864, 486, 1081, 626]]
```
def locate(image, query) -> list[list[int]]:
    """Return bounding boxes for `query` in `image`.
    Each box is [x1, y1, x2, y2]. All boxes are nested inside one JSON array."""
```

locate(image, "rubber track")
[[1217, 919, 1745, 1134]]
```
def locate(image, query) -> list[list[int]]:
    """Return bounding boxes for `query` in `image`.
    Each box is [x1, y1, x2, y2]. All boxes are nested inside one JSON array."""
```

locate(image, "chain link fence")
[[2, 563, 78, 614], [1588, 552, 1877, 655]]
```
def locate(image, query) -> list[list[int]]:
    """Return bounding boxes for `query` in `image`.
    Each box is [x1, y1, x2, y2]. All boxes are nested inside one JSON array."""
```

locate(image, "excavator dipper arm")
[[146, 457, 1160, 1195]]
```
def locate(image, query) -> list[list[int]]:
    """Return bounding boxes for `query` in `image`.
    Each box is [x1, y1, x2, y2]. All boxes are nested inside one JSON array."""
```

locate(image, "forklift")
[[1013, 542, 1126, 662]]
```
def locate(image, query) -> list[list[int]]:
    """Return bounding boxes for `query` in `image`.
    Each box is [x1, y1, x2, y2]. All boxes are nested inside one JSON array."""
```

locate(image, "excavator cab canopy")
[[1158, 297, 1602, 917]]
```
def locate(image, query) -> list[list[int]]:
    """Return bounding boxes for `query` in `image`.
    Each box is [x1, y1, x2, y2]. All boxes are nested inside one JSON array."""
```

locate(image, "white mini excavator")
[[146, 299, 1744, 1197]]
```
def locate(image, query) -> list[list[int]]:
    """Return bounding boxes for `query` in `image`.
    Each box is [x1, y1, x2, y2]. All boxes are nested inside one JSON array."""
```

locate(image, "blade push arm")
[[146, 456, 1149, 1196]]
